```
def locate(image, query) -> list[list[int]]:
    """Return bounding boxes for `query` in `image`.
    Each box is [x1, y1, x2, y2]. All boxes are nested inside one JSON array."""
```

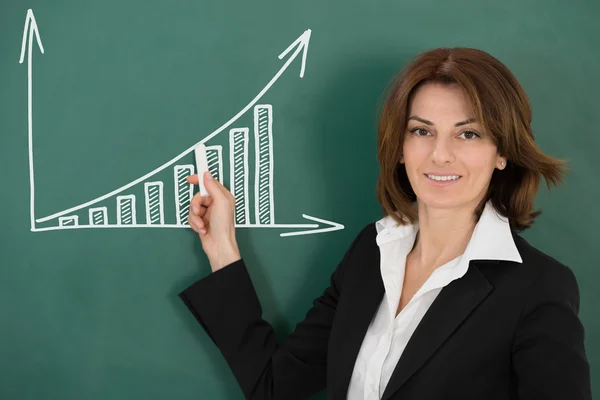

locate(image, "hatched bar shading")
[[174, 165, 194, 225], [145, 182, 164, 225], [205, 145, 223, 184], [254, 105, 274, 224], [117, 195, 136, 225], [230, 128, 250, 225], [59, 216, 78, 226], [89, 207, 108, 225]]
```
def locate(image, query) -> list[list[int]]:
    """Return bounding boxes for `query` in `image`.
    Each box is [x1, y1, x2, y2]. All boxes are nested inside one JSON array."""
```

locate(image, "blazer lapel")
[[381, 261, 495, 400], [331, 237, 385, 400]]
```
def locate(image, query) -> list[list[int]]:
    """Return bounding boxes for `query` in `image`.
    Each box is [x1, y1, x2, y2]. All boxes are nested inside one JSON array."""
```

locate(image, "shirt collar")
[[374, 201, 522, 264]]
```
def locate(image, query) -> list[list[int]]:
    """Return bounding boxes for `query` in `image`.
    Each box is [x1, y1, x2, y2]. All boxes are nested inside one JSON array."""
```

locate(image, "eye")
[[410, 128, 431, 137], [458, 130, 481, 140]]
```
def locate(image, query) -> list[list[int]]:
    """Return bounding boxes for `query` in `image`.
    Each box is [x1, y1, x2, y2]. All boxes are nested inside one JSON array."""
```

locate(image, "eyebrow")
[[408, 115, 477, 127]]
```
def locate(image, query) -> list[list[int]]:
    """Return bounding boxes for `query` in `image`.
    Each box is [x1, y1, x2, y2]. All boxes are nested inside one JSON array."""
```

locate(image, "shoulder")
[[509, 233, 581, 313], [334, 222, 379, 277], [347, 222, 379, 256], [511, 232, 578, 285]]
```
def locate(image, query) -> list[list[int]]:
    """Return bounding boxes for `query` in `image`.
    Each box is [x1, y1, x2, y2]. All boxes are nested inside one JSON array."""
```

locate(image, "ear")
[[496, 156, 507, 170]]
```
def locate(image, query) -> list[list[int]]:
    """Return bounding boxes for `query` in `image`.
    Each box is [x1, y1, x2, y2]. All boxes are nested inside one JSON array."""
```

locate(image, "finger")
[[199, 194, 214, 209], [193, 222, 207, 236], [189, 195, 201, 216], [195, 215, 208, 236], [190, 198, 212, 218], [204, 171, 234, 202], [189, 215, 205, 232], [200, 207, 211, 226], [188, 217, 198, 232], [188, 204, 206, 227], [187, 213, 198, 231], [190, 192, 210, 216], [197, 222, 208, 240], [203, 171, 227, 201], [186, 174, 199, 185]]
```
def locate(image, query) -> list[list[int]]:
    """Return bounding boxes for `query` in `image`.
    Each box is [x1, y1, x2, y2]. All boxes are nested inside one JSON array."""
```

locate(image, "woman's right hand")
[[186, 171, 241, 273]]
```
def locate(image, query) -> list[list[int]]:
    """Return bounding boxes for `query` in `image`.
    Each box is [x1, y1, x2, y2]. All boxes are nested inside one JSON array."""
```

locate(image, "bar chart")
[[40, 105, 277, 230], [21, 10, 343, 236]]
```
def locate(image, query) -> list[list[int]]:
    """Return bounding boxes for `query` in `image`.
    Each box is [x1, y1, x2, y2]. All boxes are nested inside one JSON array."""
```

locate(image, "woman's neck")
[[410, 201, 478, 271]]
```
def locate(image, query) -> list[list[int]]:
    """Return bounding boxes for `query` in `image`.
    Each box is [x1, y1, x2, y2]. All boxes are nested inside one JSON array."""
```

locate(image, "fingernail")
[[206, 171, 214, 180]]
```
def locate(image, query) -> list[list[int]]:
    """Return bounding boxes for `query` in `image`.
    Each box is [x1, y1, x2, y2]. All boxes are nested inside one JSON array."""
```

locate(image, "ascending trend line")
[[20, 9, 344, 236]]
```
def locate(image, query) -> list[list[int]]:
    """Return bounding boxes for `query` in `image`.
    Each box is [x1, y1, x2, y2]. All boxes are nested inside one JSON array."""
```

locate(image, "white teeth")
[[426, 174, 461, 181]]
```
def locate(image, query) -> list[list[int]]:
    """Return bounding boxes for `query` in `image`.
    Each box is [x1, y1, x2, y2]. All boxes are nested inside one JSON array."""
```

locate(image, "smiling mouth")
[[424, 173, 462, 182]]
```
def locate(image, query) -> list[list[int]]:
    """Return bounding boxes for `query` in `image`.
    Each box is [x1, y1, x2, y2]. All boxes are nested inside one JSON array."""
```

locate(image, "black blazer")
[[179, 223, 591, 399]]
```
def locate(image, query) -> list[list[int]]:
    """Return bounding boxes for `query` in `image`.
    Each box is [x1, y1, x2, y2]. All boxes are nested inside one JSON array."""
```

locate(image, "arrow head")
[[277, 29, 311, 78], [19, 9, 44, 64], [280, 213, 345, 237]]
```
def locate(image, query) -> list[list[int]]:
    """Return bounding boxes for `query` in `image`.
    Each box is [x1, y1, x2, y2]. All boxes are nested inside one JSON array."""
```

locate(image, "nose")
[[431, 136, 455, 165]]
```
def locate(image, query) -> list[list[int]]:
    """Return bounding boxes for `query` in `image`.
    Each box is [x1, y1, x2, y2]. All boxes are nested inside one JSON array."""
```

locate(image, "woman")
[[179, 48, 592, 399]]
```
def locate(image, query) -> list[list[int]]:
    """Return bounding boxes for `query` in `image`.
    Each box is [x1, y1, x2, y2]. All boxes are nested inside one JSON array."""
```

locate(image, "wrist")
[[210, 242, 241, 272]]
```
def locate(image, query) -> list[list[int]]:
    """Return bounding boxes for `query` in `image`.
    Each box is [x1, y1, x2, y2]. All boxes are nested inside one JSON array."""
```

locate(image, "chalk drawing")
[[19, 9, 344, 237]]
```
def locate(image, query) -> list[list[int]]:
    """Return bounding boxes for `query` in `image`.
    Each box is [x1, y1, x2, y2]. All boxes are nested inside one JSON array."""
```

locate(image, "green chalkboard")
[[1, 1, 598, 399]]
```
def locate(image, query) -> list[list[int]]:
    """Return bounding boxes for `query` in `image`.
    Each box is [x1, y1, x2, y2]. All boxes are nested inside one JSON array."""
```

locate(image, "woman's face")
[[402, 82, 506, 211]]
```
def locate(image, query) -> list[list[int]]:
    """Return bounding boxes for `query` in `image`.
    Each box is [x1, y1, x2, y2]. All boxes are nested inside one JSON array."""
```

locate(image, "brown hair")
[[376, 47, 566, 231]]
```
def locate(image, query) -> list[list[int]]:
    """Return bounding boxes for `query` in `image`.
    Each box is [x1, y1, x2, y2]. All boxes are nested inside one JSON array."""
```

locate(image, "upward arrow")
[[278, 29, 311, 78], [19, 9, 44, 232]]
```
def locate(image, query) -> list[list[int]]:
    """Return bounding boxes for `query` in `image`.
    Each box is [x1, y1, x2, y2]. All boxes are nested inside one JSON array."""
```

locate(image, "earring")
[[501, 161, 506, 167]]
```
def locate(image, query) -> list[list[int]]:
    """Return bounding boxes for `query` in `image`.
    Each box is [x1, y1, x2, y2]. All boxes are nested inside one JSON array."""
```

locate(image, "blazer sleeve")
[[178, 226, 368, 400], [511, 262, 592, 399]]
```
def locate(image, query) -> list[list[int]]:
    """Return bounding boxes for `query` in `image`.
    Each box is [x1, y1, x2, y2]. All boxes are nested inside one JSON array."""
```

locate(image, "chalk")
[[194, 143, 209, 196]]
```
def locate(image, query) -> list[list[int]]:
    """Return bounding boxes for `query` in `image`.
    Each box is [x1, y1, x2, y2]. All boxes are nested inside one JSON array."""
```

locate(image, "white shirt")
[[347, 201, 523, 400]]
